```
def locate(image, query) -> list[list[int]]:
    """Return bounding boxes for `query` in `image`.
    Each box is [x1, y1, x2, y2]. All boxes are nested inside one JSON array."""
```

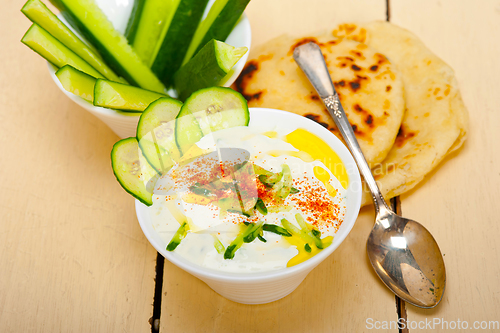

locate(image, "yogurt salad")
[[112, 87, 357, 280], [149, 123, 349, 273]]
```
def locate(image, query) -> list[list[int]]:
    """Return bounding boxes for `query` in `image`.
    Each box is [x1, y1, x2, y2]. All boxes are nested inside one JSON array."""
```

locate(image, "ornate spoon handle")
[[293, 42, 389, 214]]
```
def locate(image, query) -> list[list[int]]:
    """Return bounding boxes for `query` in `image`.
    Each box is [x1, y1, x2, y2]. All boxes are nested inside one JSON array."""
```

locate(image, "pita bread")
[[233, 34, 405, 166], [332, 22, 468, 205]]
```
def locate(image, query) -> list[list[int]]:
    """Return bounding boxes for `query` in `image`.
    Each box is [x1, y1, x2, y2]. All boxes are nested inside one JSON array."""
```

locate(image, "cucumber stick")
[[175, 87, 249, 153], [22, 24, 104, 78], [56, 65, 96, 102], [111, 137, 159, 206], [150, 0, 209, 87], [183, 0, 250, 66], [124, 0, 146, 43], [21, 0, 121, 82], [126, 0, 175, 65], [174, 39, 247, 101], [50, 0, 166, 93], [137, 97, 182, 173], [94, 79, 166, 112]]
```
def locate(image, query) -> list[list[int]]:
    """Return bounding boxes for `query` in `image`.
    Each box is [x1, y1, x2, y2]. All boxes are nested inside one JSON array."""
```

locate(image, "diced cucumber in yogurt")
[[167, 222, 189, 251], [224, 221, 264, 259]]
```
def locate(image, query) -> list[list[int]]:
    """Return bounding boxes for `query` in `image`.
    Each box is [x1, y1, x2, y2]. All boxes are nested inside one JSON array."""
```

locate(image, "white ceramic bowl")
[[48, 0, 252, 139], [135, 108, 362, 304]]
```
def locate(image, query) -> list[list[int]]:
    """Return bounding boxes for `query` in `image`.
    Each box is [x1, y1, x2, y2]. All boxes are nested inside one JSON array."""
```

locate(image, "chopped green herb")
[[304, 243, 312, 253], [290, 187, 300, 194], [257, 235, 267, 242], [262, 224, 292, 237], [312, 229, 321, 238]]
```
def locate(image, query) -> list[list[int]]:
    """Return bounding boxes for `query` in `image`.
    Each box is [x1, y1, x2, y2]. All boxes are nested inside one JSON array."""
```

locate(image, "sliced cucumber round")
[[137, 97, 183, 173], [111, 137, 159, 206], [175, 87, 249, 153]]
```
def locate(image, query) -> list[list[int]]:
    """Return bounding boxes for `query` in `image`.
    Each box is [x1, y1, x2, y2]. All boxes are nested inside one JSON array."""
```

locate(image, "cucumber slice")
[[111, 137, 159, 206], [137, 97, 183, 173], [174, 39, 247, 101], [93, 79, 166, 112], [22, 24, 104, 78], [175, 87, 249, 153], [150, 0, 209, 87], [182, 0, 250, 65], [124, 0, 146, 43], [55, 65, 96, 102], [126, 0, 174, 65], [50, 0, 166, 93], [21, 0, 122, 82]]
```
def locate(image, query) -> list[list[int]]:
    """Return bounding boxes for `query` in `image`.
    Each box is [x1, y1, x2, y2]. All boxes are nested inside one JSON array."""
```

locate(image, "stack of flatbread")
[[232, 21, 468, 206]]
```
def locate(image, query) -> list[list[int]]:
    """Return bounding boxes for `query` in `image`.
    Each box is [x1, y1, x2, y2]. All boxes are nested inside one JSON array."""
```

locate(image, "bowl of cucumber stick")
[[21, 0, 251, 138]]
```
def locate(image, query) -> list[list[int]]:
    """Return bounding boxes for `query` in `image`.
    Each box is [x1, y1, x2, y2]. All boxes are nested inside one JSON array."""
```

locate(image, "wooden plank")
[[390, 0, 500, 330], [0, 2, 157, 331], [245, 0, 388, 46], [158, 4, 398, 332], [161, 208, 399, 332]]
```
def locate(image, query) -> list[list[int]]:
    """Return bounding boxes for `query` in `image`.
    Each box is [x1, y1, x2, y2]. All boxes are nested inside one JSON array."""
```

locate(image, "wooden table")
[[1, 0, 499, 331]]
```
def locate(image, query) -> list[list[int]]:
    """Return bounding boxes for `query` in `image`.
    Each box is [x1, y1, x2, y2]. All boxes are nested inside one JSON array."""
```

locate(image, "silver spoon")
[[293, 42, 446, 308]]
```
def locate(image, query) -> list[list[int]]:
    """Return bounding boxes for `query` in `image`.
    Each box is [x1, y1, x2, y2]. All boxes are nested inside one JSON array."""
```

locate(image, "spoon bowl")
[[293, 41, 446, 308], [367, 207, 446, 308]]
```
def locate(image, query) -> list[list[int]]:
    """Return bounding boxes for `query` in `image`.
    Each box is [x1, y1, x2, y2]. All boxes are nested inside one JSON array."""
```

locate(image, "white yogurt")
[[149, 124, 347, 273]]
